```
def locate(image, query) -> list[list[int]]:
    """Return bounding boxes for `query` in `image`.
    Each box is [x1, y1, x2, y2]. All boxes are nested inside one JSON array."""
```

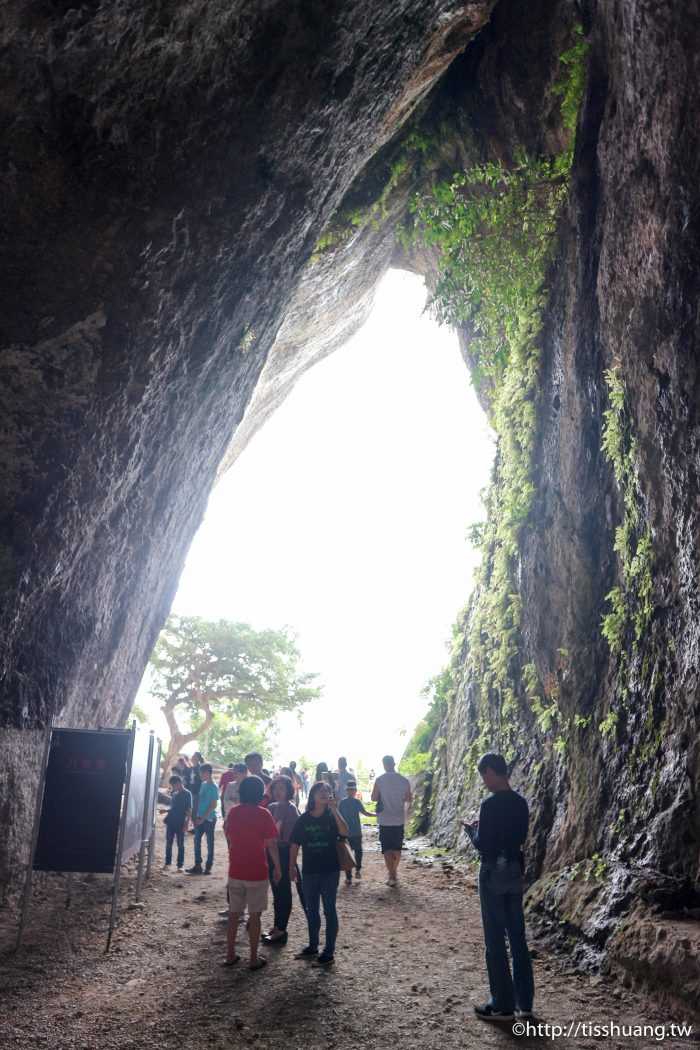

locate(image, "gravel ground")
[[0, 820, 697, 1049]]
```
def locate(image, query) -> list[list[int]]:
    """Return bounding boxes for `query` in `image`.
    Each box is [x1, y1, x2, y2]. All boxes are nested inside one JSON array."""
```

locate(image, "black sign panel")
[[34, 729, 130, 873]]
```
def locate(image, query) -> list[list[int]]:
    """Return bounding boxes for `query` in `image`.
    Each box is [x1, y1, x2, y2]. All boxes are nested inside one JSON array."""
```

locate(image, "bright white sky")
[[138, 269, 494, 772]]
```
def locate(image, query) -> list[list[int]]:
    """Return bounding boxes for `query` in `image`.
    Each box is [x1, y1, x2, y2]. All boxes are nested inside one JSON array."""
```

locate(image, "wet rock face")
[[426, 0, 700, 1008], [0, 0, 496, 901]]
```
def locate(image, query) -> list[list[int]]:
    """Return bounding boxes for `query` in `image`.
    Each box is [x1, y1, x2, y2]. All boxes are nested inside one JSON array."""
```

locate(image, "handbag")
[[336, 838, 356, 872]]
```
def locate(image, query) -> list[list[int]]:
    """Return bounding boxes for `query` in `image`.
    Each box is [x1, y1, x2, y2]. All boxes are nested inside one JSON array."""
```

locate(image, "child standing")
[[337, 779, 373, 884], [163, 774, 192, 871]]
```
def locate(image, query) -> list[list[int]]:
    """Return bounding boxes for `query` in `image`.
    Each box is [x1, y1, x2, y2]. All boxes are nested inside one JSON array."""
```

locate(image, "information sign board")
[[34, 729, 129, 873]]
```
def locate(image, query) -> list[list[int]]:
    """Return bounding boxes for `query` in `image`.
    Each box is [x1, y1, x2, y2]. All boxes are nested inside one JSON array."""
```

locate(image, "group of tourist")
[[161, 752, 412, 970], [161, 746, 535, 1023]]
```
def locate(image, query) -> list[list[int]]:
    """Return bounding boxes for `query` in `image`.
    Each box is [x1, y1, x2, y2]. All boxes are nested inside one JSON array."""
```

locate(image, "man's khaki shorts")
[[228, 878, 269, 914]]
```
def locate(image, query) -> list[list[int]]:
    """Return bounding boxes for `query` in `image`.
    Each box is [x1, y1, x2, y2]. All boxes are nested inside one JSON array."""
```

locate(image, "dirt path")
[[1, 821, 696, 1050]]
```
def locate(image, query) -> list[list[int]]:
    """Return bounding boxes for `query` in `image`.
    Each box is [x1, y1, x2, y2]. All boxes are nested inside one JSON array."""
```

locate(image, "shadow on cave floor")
[[0, 824, 696, 1050]]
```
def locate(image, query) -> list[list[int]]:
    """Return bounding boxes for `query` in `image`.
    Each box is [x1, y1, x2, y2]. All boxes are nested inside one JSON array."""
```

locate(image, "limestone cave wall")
[[421, 0, 700, 1009], [0, 0, 495, 901]]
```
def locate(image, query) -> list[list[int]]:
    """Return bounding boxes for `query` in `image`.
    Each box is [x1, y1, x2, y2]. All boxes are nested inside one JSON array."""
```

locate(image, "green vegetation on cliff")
[[598, 365, 655, 741], [404, 28, 588, 771], [600, 367, 654, 661], [408, 154, 570, 765]]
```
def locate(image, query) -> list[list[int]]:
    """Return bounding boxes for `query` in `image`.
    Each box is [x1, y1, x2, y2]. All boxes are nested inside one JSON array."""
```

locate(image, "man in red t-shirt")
[[223, 775, 281, 971]]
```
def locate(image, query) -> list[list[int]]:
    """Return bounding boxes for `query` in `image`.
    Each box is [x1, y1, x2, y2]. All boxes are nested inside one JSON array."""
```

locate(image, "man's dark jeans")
[[165, 824, 185, 868], [478, 860, 534, 1013], [347, 835, 363, 872], [301, 870, 340, 955], [194, 817, 216, 870]]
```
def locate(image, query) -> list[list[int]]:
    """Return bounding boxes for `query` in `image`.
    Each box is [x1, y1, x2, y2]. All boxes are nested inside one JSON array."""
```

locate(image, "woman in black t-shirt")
[[290, 781, 348, 967]]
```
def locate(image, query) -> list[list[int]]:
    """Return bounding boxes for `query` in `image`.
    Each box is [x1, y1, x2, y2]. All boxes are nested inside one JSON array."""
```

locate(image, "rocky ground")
[[0, 820, 697, 1050]]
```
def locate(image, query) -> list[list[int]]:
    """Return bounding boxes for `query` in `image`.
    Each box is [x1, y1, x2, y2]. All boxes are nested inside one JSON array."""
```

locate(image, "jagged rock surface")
[[0, 0, 495, 902], [425, 0, 700, 1011]]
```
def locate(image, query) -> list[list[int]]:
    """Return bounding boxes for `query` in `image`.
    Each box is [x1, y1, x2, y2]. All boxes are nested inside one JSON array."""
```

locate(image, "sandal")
[[221, 954, 241, 967], [249, 956, 267, 971]]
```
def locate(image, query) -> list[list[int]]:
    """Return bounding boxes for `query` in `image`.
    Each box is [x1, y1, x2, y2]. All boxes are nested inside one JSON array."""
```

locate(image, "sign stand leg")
[[146, 828, 156, 882], [15, 722, 53, 952], [106, 723, 135, 953]]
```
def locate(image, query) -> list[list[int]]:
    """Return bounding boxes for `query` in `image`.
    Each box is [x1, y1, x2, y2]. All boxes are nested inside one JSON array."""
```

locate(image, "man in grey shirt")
[[334, 756, 353, 799], [371, 755, 411, 887]]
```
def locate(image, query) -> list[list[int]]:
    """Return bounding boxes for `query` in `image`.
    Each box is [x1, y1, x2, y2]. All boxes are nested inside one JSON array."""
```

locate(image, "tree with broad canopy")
[[149, 615, 320, 778]]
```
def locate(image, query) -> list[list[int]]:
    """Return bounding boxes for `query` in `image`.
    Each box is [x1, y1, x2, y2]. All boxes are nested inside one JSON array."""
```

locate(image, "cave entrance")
[[140, 269, 494, 769]]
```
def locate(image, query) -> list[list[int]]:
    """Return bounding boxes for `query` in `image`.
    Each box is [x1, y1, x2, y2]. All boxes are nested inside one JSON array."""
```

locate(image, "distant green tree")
[[198, 710, 276, 767], [149, 615, 320, 777]]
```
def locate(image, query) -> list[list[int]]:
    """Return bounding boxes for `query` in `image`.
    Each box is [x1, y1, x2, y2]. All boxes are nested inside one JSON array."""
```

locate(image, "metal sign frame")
[[15, 723, 134, 953]]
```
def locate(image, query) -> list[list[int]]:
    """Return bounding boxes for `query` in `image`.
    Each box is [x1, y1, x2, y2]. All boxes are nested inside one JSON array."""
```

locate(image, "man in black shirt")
[[464, 753, 534, 1023]]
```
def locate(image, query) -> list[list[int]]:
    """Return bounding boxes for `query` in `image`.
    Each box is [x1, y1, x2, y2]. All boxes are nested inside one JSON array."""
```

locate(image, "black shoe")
[[313, 952, 335, 967], [294, 946, 318, 959], [262, 931, 288, 946], [186, 864, 204, 875], [474, 1003, 514, 1022]]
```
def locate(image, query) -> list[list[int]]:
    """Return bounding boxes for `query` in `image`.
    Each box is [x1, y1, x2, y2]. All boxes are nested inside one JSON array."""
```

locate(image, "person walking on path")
[[334, 756, 353, 799], [223, 775, 281, 972], [245, 752, 272, 786], [162, 774, 192, 871], [219, 764, 237, 818], [262, 775, 306, 946], [187, 752, 205, 832], [371, 755, 411, 887], [222, 762, 247, 820], [337, 779, 372, 884], [245, 752, 272, 806], [289, 780, 348, 967], [188, 763, 218, 875], [288, 760, 304, 804], [464, 752, 534, 1023]]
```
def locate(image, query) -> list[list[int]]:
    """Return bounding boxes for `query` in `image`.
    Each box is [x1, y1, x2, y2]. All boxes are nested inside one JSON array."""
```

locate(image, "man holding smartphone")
[[463, 753, 534, 1023]]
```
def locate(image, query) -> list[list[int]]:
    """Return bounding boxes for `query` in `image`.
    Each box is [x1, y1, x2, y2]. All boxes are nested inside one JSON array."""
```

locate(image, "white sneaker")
[[162, 864, 171, 871], [388, 877, 397, 887], [355, 870, 361, 879]]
